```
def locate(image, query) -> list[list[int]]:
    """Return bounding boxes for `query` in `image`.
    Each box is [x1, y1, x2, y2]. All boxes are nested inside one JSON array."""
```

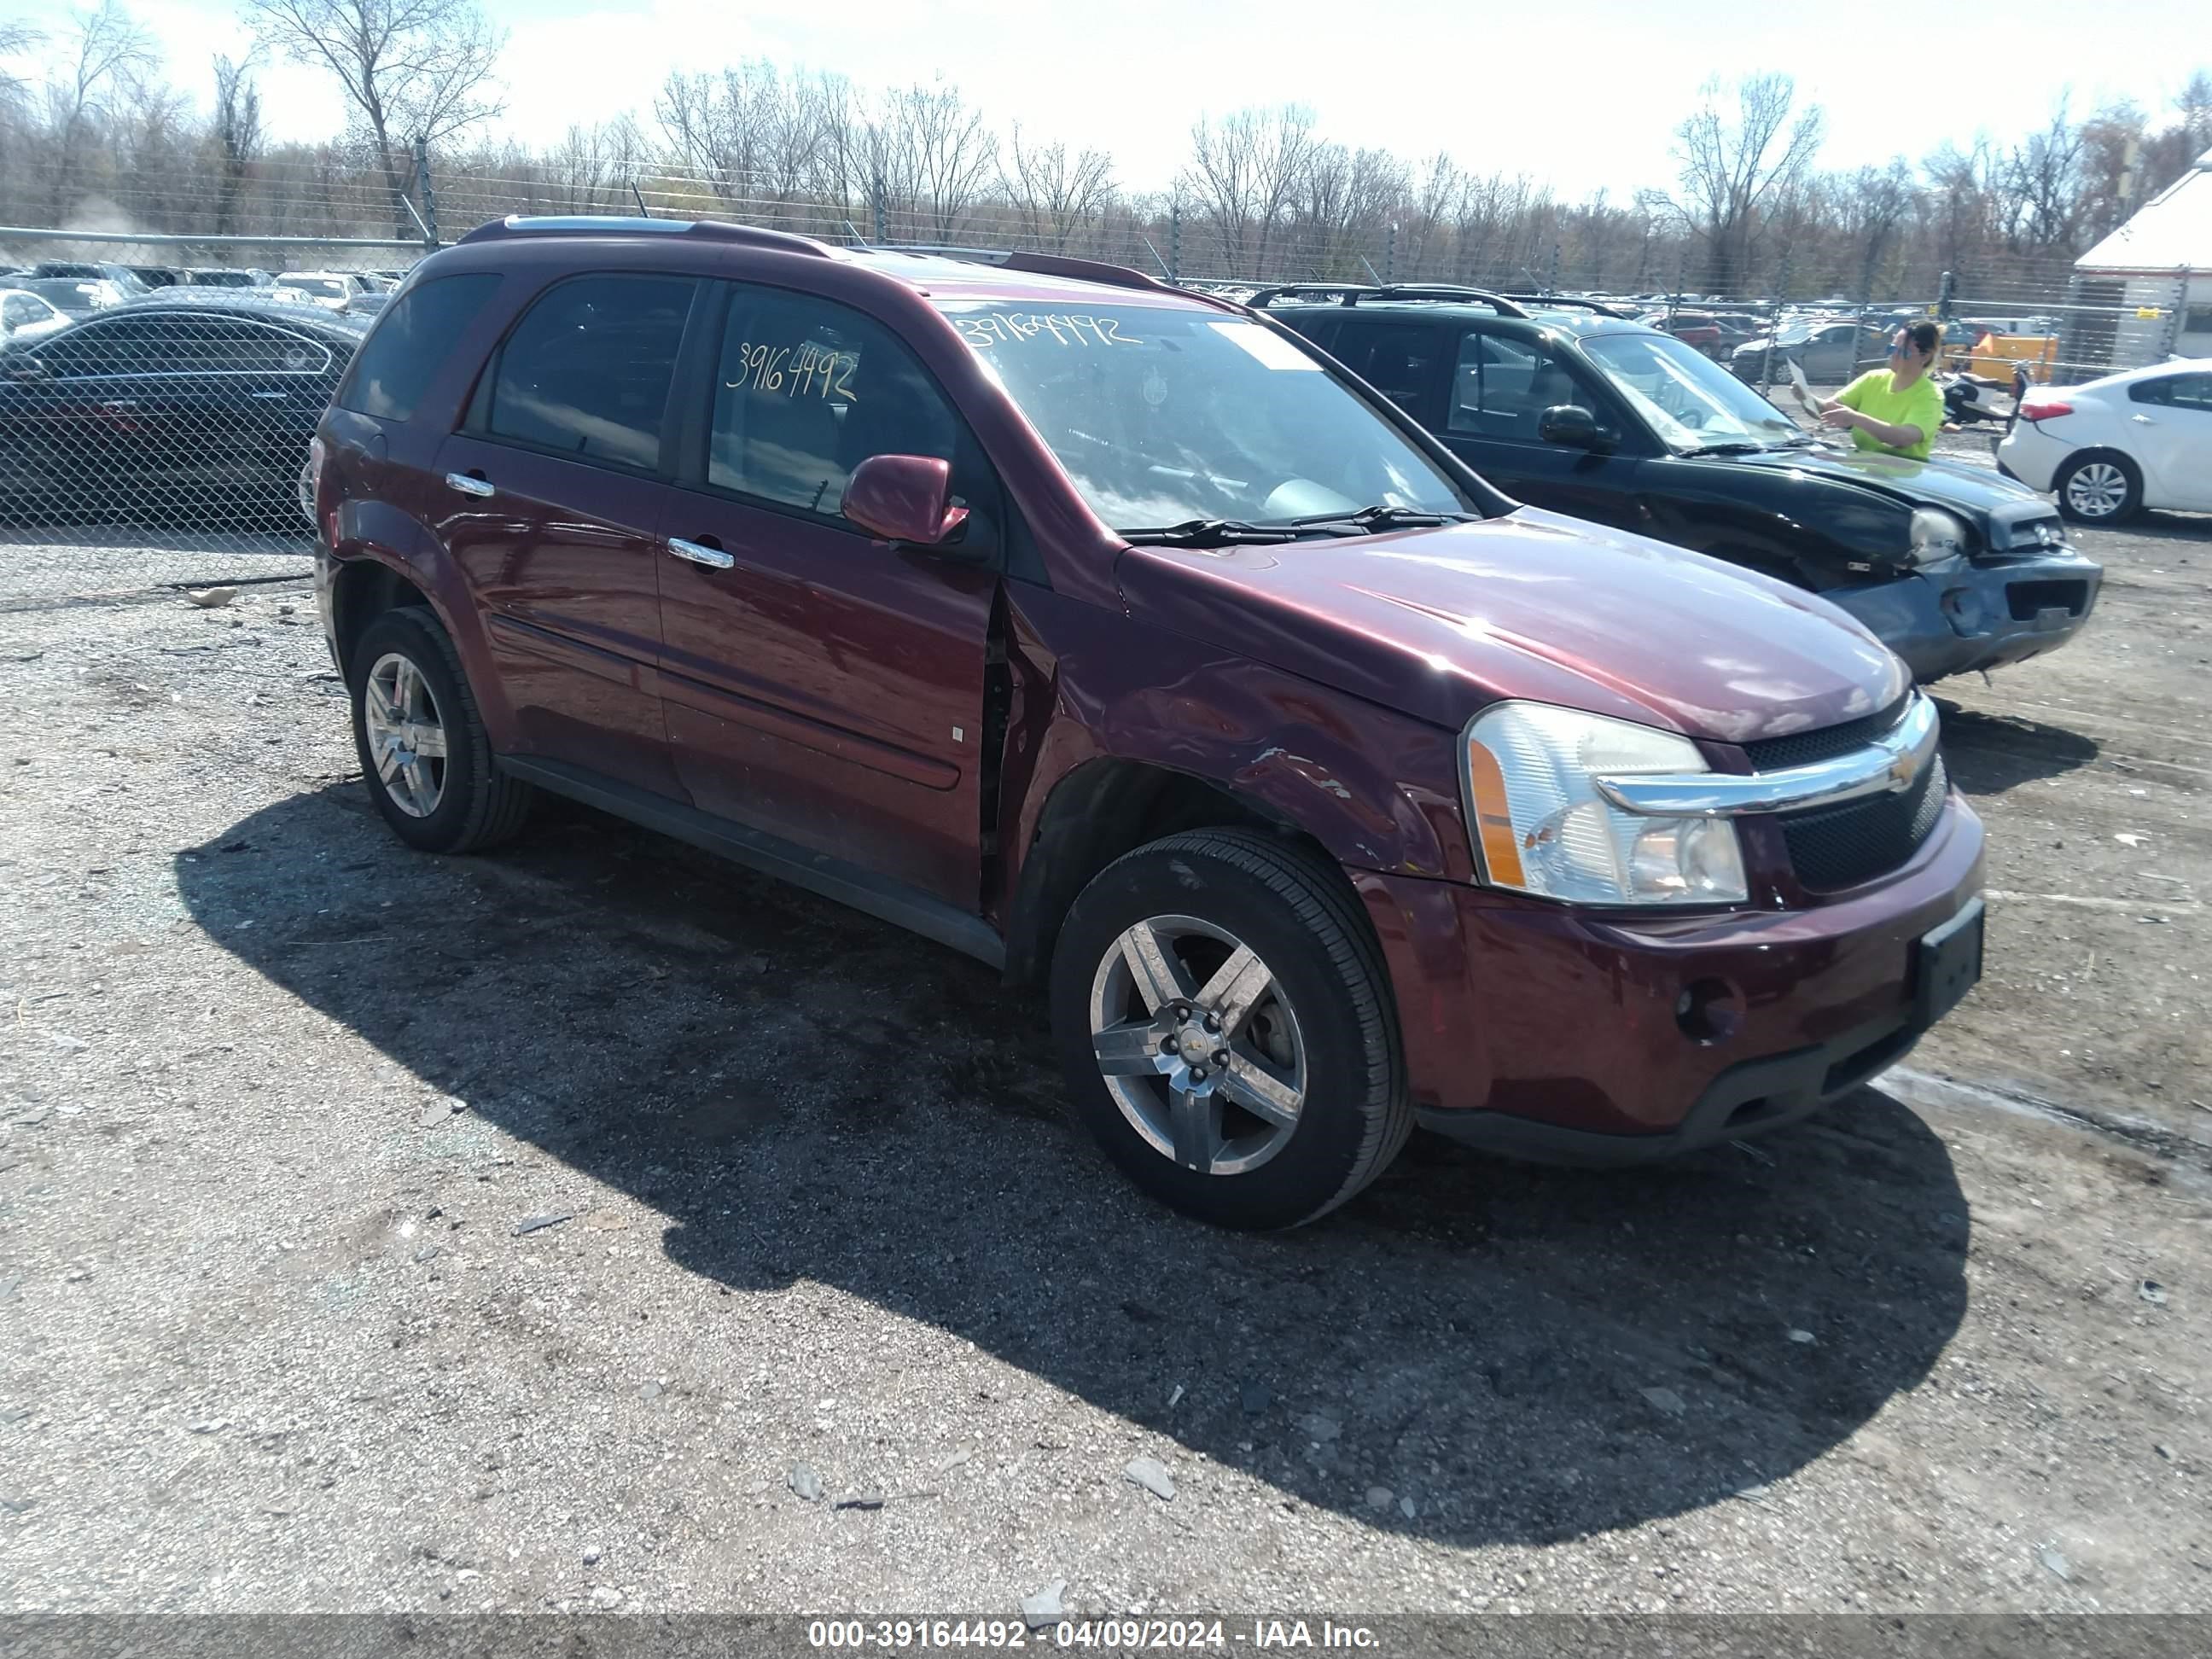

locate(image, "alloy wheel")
[[362, 651, 449, 818], [2064, 462, 2127, 520], [1086, 915, 1306, 1176]]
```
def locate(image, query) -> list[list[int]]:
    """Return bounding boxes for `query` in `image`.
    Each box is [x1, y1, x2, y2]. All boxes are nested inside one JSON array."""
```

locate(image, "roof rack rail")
[[1247, 281, 1529, 317], [1499, 294, 1634, 319], [864, 242, 1182, 297], [456, 215, 833, 259]]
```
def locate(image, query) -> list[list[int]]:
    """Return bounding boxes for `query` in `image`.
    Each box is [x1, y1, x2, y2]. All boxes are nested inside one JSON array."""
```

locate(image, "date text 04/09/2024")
[[805, 1618, 1382, 1649]]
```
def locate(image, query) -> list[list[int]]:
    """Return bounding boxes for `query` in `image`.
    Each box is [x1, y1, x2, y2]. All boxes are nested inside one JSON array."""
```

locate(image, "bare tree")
[[1662, 73, 1825, 291], [1997, 98, 2087, 251], [42, 2, 157, 218], [243, 0, 505, 236], [209, 52, 263, 232], [1837, 160, 1916, 298], [998, 122, 1113, 252], [1181, 105, 1319, 277], [865, 80, 995, 241]]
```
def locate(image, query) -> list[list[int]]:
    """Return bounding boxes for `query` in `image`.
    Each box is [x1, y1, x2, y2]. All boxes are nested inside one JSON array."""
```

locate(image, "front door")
[[436, 271, 701, 797], [655, 280, 998, 908], [1434, 327, 1645, 530]]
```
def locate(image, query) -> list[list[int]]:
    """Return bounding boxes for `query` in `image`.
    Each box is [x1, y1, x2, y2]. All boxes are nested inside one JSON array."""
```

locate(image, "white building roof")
[[2076, 148, 2212, 273]]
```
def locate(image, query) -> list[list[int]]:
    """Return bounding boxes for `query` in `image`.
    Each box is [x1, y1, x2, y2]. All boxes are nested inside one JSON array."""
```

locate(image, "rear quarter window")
[[337, 272, 502, 422]]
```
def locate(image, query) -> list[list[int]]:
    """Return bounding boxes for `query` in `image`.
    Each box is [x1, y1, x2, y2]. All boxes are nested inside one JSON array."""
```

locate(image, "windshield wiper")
[[1121, 519, 1308, 546], [1286, 504, 1476, 532]]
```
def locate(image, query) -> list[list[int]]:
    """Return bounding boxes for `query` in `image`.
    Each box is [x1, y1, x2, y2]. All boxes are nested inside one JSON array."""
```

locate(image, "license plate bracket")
[[1915, 896, 1986, 1028]]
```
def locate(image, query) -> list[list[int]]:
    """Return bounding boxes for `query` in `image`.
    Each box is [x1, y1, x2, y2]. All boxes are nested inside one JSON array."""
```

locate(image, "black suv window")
[[483, 274, 695, 470], [339, 272, 500, 422], [1327, 319, 1447, 426], [707, 284, 971, 523], [2130, 373, 2212, 412], [1449, 330, 1598, 441], [2, 294, 43, 327]]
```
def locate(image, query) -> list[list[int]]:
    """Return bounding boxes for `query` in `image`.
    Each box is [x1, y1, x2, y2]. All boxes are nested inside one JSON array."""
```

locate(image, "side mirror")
[[841, 454, 971, 546], [1537, 403, 1605, 449]]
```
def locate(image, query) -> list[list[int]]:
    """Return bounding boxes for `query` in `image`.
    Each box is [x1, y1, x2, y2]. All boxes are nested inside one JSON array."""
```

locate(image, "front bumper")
[[1354, 795, 1986, 1162], [1824, 548, 2101, 683]]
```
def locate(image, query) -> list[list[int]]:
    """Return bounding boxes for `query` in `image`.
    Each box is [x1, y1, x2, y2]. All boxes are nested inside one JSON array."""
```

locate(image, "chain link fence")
[[3, 151, 2198, 557]]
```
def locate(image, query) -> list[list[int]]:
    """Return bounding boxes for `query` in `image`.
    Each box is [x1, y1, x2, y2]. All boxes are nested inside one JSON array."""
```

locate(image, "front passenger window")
[[1449, 332, 1590, 442], [707, 287, 968, 524]]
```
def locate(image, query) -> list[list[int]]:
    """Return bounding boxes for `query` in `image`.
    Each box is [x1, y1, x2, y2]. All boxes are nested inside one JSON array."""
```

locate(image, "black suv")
[[1261, 285, 2101, 684]]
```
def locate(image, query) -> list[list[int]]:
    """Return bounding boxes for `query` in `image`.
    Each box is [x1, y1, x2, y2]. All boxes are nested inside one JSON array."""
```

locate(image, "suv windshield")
[[1581, 331, 1803, 451], [937, 300, 1473, 532]]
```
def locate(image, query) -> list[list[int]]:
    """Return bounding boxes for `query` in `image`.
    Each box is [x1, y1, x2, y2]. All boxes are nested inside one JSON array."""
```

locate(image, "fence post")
[[1168, 204, 1180, 285], [1383, 223, 1396, 286], [1546, 240, 1560, 295], [412, 137, 438, 251], [2162, 268, 2190, 358], [1759, 253, 1790, 393], [871, 176, 887, 244], [1936, 269, 1955, 321]]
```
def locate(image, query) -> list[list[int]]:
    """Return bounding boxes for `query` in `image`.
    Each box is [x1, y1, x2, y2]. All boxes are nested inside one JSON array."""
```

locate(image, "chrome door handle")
[[2131, 413, 2156, 424], [251, 389, 288, 400], [99, 399, 136, 411], [445, 472, 494, 498], [667, 537, 734, 569]]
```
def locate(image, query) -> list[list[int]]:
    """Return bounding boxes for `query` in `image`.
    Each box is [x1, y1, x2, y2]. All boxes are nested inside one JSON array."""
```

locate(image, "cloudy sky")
[[23, 0, 2212, 197]]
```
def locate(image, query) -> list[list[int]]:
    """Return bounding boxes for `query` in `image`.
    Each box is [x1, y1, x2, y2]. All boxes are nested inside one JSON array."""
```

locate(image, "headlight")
[[1462, 702, 1748, 905], [1908, 507, 1968, 566]]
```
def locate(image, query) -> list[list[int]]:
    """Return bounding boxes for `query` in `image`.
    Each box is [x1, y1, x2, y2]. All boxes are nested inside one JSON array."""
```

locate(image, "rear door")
[[2125, 371, 2212, 509], [435, 271, 701, 797], [654, 279, 999, 907], [0, 317, 164, 510]]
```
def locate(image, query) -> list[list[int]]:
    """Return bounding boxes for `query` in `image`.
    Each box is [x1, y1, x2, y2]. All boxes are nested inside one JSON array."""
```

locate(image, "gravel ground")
[[2, 491, 2209, 1617]]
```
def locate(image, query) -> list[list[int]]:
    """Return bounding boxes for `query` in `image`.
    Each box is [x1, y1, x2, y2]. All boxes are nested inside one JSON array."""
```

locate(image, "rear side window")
[[338, 272, 499, 422], [2130, 373, 2212, 412], [1329, 320, 1447, 427], [483, 274, 695, 469]]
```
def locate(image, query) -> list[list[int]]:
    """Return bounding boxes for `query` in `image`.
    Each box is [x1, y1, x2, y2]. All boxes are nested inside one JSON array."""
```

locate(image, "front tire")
[[348, 606, 533, 853], [1049, 829, 1410, 1230], [2054, 451, 2141, 525]]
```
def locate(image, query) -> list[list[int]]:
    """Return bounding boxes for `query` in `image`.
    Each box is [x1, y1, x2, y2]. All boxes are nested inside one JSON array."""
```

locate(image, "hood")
[[1713, 445, 2056, 526], [1115, 509, 1908, 745]]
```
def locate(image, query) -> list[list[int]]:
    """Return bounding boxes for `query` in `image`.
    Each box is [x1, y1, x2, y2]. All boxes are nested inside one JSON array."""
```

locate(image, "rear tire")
[[348, 606, 533, 853], [2053, 451, 2141, 525], [1048, 829, 1410, 1230]]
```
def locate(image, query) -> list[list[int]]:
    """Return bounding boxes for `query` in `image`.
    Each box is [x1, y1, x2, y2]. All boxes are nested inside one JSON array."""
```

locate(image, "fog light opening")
[[1675, 978, 1743, 1045]]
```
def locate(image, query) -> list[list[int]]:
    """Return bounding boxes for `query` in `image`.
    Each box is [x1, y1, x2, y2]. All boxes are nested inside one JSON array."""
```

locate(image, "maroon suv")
[[309, 217, 1986, 1230]]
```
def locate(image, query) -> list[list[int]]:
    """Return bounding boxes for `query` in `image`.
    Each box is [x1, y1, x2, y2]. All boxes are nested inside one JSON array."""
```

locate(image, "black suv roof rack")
[[862, 242, 1185, 299], [1500, 294, 1635, 319], [1247, 282, 1529, 317], [457, 215, 833, 259]]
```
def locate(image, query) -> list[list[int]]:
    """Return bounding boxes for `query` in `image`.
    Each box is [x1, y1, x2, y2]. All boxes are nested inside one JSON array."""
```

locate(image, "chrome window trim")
[[1595, 693, 1939, 819]]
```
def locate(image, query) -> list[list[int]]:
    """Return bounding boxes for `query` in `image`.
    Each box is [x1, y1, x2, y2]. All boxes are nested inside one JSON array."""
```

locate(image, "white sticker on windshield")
[[1208, 321, 1321, 370]]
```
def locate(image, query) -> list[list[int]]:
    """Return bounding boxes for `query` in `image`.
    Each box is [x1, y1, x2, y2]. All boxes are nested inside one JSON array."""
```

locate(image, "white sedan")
[[1997, 358, 2212, 524], [0, 288, 72, 347], [275, 271, 372, 312]]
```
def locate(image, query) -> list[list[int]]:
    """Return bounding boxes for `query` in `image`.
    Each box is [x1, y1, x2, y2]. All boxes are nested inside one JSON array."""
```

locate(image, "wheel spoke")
[[1094, 1018, 1171, 1077], [372, 736, 404, 783], [1168, 1080, 1220, 1170], [1118, 922, 1196, 1014], [409, 724, 448, 759], [393, 661, 418, 720], [1196, 945, 1273, 1037], [1219, 1052, 1301, 1127], [364, 678, 397, 727]]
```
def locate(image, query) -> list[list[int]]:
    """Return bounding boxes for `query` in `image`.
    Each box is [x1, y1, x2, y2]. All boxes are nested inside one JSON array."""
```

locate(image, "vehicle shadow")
[[1932, 699, 2100, 795], [174, 783, 1972, 1548]]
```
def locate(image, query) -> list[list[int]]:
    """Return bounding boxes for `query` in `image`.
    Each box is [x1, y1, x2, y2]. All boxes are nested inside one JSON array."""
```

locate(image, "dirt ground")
[[2, 486, 2209, 1617]]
